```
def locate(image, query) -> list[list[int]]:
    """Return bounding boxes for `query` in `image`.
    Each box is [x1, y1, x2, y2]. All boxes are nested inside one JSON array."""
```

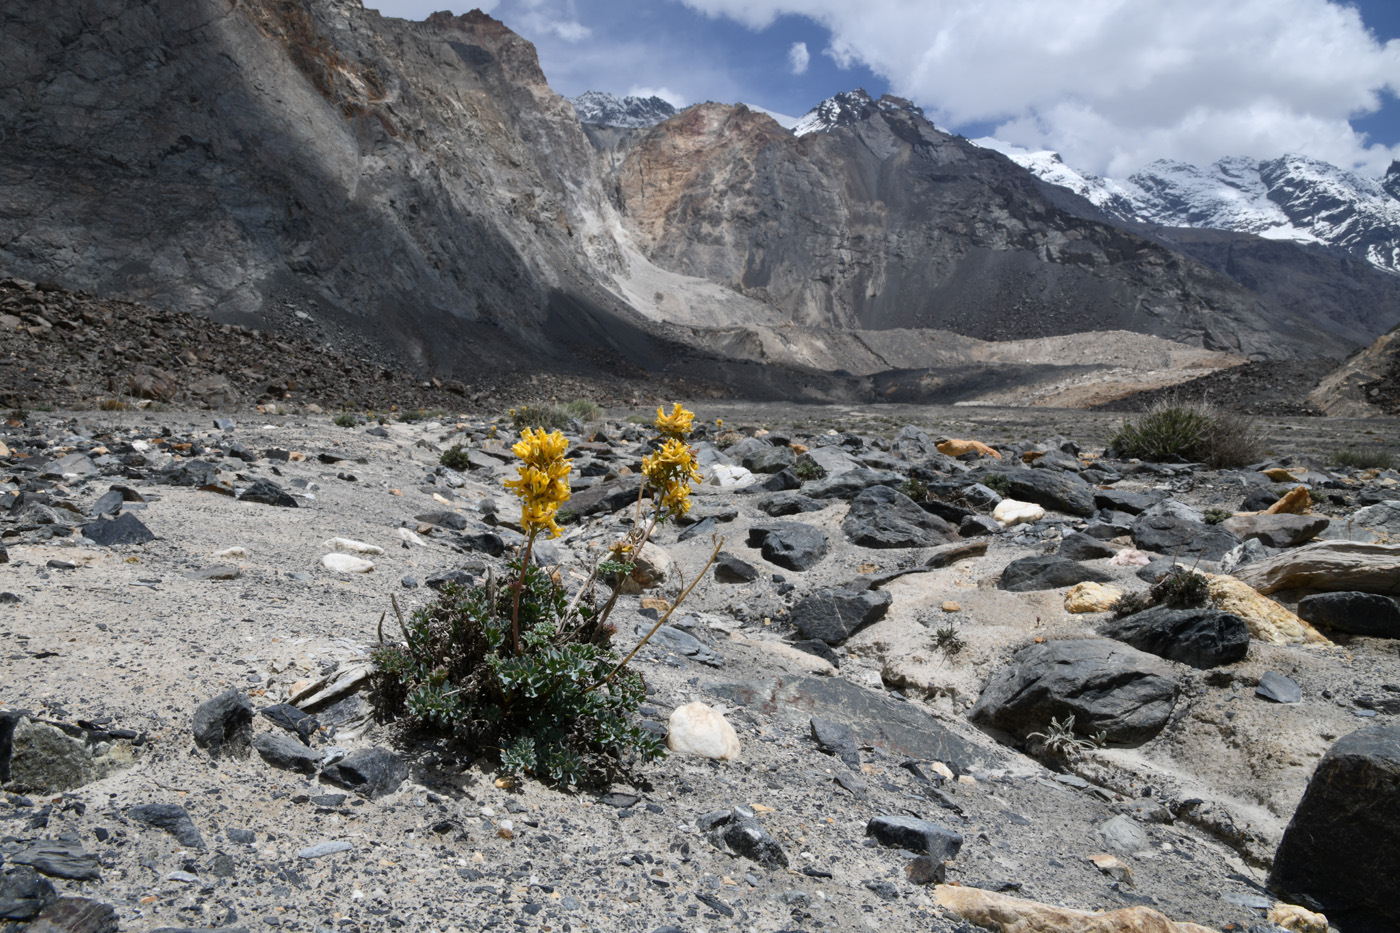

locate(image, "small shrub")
[[1334, 446, 1395, 471], [1108, 400, 1263, 468], [440, 444, 471, 472], [1202, 507, 1233, 525], [1150, 567, 1214, 609], [1026, 714, 1106, 761], [900, 477, 929, 501], [561, 399, 602, 423], [333, 413, 357, 428], [983, 472, 1011, 496], [796, 460, 826, 483], [97, 398, 129, 411], [512, 404, 572, 430], [1111, 591, 1154, 618], [396, 408, 444, 423], [931, 624, 965, 657]]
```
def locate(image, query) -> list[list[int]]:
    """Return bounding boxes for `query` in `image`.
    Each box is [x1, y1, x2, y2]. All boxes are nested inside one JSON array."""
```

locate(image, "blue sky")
[[367, 0, 1400, 178]]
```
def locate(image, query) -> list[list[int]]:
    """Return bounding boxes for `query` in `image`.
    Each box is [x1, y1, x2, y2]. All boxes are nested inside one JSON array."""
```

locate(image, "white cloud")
[[678, 0, 1400, 175], [788, 41, 810, 74], [628, 86, 689, 107]]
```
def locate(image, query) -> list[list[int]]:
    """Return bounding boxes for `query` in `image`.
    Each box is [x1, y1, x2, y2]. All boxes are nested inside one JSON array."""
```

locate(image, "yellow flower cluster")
[[654, 403, 694, 440], [503, 427, 572, 538], [643, 437, 703, 519]]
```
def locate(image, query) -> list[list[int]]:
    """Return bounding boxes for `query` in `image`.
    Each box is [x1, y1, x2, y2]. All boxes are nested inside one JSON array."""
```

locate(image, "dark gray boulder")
[[713, 553, 760, 583], [129, 802, 206, 849], [699, 808, 788, 869], [802, 469, 903, 500], [1132, 512, 1239, 561], [1099, 607, 1250, 669], [1297, 591, 1400, 638], [757, 492, 825, 517], [792, 589, 892, 645], [741, 444, 795, 474], [564, 475, 643, 517], [239, 478, 298, 507], [192, 690, 253, 759], [1058, 532, 1117, 561], [1270, 721, 1400, 933], [747, 523, 828, 572], [80, 512, 154, 546], [865, 815, 962, 860], [969, 639, 1179, 746], [253, 732, 321, 774], [1222, 513, 1330, 548], [8, 838, 102, 881], [999, 469, 1096, 516], [998, 555, 1113, 592], [1092, 489, 1166, 515], [321, 747, 407, 799], [842, 485, 959, 549]]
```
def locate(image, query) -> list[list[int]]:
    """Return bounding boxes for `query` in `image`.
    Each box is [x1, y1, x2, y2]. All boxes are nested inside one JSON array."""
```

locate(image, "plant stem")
[[511, 533, 536, 655]]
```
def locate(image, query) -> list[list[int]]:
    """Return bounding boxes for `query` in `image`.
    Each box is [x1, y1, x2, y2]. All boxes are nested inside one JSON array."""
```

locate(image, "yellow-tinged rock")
[[0, 441, 8, 457], [1204, 574, 1331, 645], [1021, 450, 1045, 464], [1263, 468, 1299, 482], [790, 443, 808, 455], [1268, 902, 1327, 933], [937, 438, 1002, 459], [942, 601, 962, 613], [1065, 582, 1123, 613], [934, 884, 1216, 933], [1087, 853, 1134, 884], [1267, 485, 1312, 515]]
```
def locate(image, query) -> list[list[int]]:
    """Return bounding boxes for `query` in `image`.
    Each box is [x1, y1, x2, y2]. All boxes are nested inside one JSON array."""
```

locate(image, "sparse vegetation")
[[440, 444, 471, 472], [1111, 591, 1154, 618], [1202, 506, 1233, 525], [561, 399, 602, 423], [97, 398, 129, 411], [1150, 566, 1215, 609], [796, 459, 827, 483], [931, 623, 965, 657], [983, 472, 1012, 496], [1108, 399, 1264, 468], [396, 407, 445, 423], [900, 476, 929, 501], [1334, 446, 1396, 471], [333, 412, 357, 428], [1026, 715, 1107, 761]]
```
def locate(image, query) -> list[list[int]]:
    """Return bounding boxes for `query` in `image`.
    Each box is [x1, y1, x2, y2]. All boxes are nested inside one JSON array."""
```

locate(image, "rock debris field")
[[3, 405, 1399, 933]]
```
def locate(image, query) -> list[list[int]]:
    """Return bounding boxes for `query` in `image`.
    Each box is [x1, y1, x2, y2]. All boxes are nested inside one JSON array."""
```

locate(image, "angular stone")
[[999, 469, 1096, 516], [741, 444, 795, 474], [1064, 582, 1123, 613], [998, 555, 1113, 592], [809, 717, 860, 769], [129, 803, 206, 849], [23, 897, 117, 933], [566, 475, 644, 517], [1353, 500, 1400, 537], [1058, 532, 1117, 561], [1232, 541, 1400, 596], [866, 815, 963, 860], [240, 478, 297, 507], [9, 838, 101, 881], [842, 485, 959, 549], [1222, 513, 1330, 548], [1256, 671, 1302, 704], [1099, 607, 1251, 669], [260, 703, 319, 744], [253, 732, 320, 774], [0, 864, 55, 921], [969, 639, 1180, 746], [1132, 512, 1239, 561], [321, 747, 407, 799], [700, 808, 788, 869], [1297, 591, 1400, 638], [802, 469, 903, 500], [1270, 721, 1400, 933], [1092, 489, 1166, 515], [191, 690, 253, 759], [298, 841, 352, 859], [792, 588, 892, 645], [713, 553, 759, 583], [80, 513, 154, 546], [413, 510, 469, 530], [757, 492, 825, 517], [747, 523, 828, 572]]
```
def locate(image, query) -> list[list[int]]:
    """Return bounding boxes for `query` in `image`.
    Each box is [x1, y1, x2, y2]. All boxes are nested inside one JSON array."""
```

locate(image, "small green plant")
[[931, 624, 965, 657], [511, 404, 572, 430], [983, 472, 1011, 496], [396, 407, 445, 423], [1107, 399, 1263, 468], [900, 476, 929, 501], [440, 444, 471, 472], [1334, 446, 1395, 471], [333, 413, 357, 428], [374, 404, 719, 787], [561, 399, 602, 423], [796, 459, 826, 483], [1026, 715, 1106, 761], [1202, 507, 1233, 525], [1111, 591, 1154, 618], [1150, 566, 1214, 609]]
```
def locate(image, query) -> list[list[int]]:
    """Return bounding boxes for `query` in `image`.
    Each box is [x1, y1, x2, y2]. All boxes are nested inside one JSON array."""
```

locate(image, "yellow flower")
[[654, 403, 694, 439], [503, 427, 572, 538], [642, 437, 702, 519]]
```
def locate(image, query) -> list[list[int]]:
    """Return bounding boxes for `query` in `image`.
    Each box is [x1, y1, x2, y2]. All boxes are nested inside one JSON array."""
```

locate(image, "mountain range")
[[4, 0, 1400, 407]]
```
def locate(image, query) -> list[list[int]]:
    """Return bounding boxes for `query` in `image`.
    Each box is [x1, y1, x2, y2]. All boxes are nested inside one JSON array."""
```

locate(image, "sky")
[[366, 0, 1400, 179]]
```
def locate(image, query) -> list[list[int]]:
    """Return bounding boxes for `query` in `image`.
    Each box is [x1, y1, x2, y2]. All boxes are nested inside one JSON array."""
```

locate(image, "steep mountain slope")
[[599, 99, 1396, 358], [570, 91, 676, 128], [981, 141, 1400, 275]]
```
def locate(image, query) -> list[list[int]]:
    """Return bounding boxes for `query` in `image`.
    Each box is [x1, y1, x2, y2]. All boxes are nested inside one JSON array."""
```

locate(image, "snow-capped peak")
[[569, 91, 676, 129], [793, 89, 925, 137]]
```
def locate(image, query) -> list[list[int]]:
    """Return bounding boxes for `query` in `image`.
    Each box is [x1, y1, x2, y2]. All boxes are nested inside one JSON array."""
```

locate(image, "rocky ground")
[[3, 394, 1399, 933]]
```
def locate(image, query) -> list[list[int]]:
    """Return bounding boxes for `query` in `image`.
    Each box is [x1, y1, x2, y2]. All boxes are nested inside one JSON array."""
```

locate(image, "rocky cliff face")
[[0, 0, 656, 378], [602, 99, 1392, 358]]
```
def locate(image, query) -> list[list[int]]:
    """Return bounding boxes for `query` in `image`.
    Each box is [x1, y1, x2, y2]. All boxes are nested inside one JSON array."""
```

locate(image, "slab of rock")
[[1059, 532, 1117, 561], [1297, 591, 1400, 638], [1001, 469, 1096, 516], [1256, 671, 1302, 703], [757, 492, 825, 517], [413, 510, 469, 530], [1099, 607, 1250, 669], [1270, 721, 1400, 933], [842, 485, 959, 549], [253, 732, 321, 774], [866, 815, 963, 860], [1222, 513, 1329, 548], [969, 639, 1179, 746], [791, 588, 892, 645], [9, 838, 102, 881], [798, 445, 863, 476], [1232, 541, 1400, 596], [1352, 499, 1400, 536], [802, 469, 902, 500], [239, 478, 298, 507], [129, 803, 206, 849], [747, 523, 828, 572], [321, 748, 407, 799], [23, 896, 119, 933], [713, 553, 760, 583], [80, 513, 154, 546], [740, 444, 794, 474], [563, 474, 643, 517], [1132, 512, 1240, 561], [935, 885, 1216, 933], [0, 864, 55, 921], [998, 556, 1113, 592], [1205, 574, 1331, 646], [809, 717, 860, 769], [1093, 489, 1166, 515], [923, 539, 989, 568], [191, 690, 253, 759], [667, 702, 740, 760]]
